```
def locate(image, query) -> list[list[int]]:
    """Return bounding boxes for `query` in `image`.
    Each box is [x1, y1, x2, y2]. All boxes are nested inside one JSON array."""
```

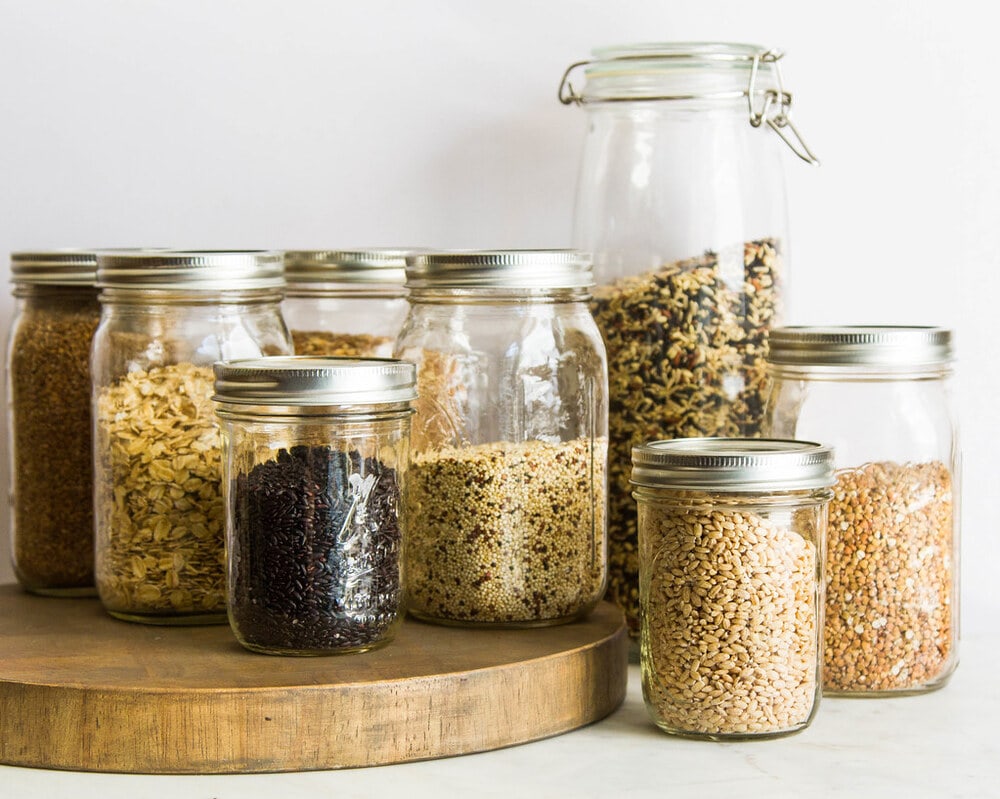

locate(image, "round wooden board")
[[0, 584, 628, 774]]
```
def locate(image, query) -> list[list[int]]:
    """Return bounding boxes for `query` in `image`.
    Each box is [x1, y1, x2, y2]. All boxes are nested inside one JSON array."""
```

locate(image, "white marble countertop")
[[3, 627, 996, 799]]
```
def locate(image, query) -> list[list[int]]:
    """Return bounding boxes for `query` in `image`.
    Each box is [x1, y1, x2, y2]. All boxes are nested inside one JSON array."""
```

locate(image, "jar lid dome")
[[97, 251, 284, 291], [282, 249, 413, 286], [768, 326, 954, 368], [405, 250, 594, 290], [214, 356, 417, 407], [631, 437, 835, 491]]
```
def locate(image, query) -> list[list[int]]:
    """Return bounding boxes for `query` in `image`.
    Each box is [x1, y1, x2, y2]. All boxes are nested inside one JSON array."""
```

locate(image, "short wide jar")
[[766, 326, 960, 695], [214, 356, 416, 656], [631, 438, 834, 740]]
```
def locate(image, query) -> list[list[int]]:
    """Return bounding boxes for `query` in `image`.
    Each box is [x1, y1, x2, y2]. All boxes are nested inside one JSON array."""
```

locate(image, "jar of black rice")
[[213, 356, 416, 656]]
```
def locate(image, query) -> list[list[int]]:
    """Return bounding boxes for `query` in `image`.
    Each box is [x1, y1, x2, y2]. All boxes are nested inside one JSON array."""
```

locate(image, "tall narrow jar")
[[560, 42, 816, 638], [7, 250, 101, 595], [766, 326, 960, 695], [282, 249, 410, 357], [214, 356, 416, 656], [92, 251, 292, 624], [631, 438, 834, 740], [394, 250, 609, 627]]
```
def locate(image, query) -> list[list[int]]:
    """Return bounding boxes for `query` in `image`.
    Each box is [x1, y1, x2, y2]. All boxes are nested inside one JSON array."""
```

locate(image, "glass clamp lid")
[[213, 356, 417, 407], [96, 250, 284, 291], [631, 437, 835, 492], [404, 249, 594, 290], [768, 326, 954, 369]]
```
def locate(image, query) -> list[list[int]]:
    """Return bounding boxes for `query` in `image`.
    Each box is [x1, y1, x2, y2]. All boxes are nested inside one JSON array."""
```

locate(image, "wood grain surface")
[[0, 584, 628, 774]]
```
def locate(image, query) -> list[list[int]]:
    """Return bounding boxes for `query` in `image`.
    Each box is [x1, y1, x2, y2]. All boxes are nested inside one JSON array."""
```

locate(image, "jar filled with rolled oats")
[[7, 250, 101, 595], [91, 250, 292, 624], [394, 250, 609, 628], [282, 249, 410, 358], [631, 438, 834, 740], [765, 326, 960, 695], [558, 43, 818, 641]]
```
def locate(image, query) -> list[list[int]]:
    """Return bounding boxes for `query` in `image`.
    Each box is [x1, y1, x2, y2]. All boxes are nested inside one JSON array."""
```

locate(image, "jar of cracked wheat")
[[765, 326, 960, 696], [631, 438, 834, 740], [394, 250, 609, 628], [7, 250, 101, 595], [282, 249, 411, 358], [92, 250, 293, 624], [559, 43, 818, 641]]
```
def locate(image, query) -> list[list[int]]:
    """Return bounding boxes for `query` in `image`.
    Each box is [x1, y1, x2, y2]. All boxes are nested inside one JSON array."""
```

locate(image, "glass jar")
[[213, 356, 416, 656], [631, 438, 834, 740], [92, 250, 292, 624], [765, 326, 960, 695], [559, 42, 817, 640], [282, 249, 410, 358], [6, 250, 101, 595], [394, 250, 609, 627]]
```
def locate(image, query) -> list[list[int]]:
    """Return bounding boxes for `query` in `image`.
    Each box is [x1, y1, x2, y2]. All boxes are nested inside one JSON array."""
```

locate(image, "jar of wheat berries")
[[559, 43, 818, 641], [766, 326, 960, 696], [395, 250, 609, 627], [92, 250, 292, 624], [631, 438, 834, 740], [7, 250, 101, 595], [282, 249, 411, 358]]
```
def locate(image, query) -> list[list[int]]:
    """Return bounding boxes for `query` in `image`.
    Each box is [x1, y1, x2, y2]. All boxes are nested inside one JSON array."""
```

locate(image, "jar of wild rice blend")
[[631, 438, 834, 740], [92, 251, 292, 624], [559, 43, 817, 639], [395, 250, 609, 627], [214, 356, 416, 656], [7, 250, 101, 595], [282, 249, 410, 358], [765, 326, 960, 695]]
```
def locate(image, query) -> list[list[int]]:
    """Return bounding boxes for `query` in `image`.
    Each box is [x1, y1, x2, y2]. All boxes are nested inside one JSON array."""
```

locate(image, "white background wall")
[[0, 0, 995, 636]]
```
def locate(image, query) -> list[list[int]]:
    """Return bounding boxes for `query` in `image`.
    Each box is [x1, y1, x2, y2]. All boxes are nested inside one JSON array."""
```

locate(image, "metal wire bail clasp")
[[748, 49, 820, 165], [558, 60, 590, 105]]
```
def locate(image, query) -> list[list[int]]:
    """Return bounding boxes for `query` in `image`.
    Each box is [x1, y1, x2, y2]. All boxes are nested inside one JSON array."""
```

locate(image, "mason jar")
[[282, 249, 410, 358], [6, 250, 101, 595], [559, 42, 817, 640], [765, 326, 960, 695], [631, 438, 834, 740], [92, 250, 292, 624], [213, 356, 416, 656], [394, 250, 609, 627]]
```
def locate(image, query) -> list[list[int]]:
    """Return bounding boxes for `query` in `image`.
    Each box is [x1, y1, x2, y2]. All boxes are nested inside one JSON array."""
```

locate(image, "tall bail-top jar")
[[559, 42, 817, 639], [394, 250, 609, 627], [765, 326, 960, 695], [92, 250, 292, 624], [631, 438, 834, 740], [7, 250, 101, 595], [214, 356, 416, 656], [282, 249, 411, 358]]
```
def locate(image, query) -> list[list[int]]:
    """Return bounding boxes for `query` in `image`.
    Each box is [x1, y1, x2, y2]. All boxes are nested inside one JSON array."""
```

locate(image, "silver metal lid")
[[97, 250, 284, 291], [405, 250, 594, 290], [11, 250, 98, 286], [768, 326, 954, 368], [631, 438, 835, 491], [283, 249, 412, 286], [213, 356, 417, 406]]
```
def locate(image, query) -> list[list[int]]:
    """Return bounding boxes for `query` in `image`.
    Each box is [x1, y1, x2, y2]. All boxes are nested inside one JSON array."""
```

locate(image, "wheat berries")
[[640, 505, 819, 738], [824, 461, 956, 694], [94, 363, 226, 622], [405, 438, 607, 625], [291, 330, 393, 358], [591, 239, 782, 638]]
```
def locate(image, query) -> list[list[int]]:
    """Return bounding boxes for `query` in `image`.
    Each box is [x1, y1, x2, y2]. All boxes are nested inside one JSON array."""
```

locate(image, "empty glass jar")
[[214, 356, 416, 656], [91, 250, 292, 624], [766, 326, 960, 695], [631, 437, 834, 740], [394, 250, 609, 627]]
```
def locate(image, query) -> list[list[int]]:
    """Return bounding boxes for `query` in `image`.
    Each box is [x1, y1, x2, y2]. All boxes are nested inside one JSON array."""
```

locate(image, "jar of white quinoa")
[[394, 250, 609, 627], [631, 438, 834, 740], [765, 326, 960, 695]]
